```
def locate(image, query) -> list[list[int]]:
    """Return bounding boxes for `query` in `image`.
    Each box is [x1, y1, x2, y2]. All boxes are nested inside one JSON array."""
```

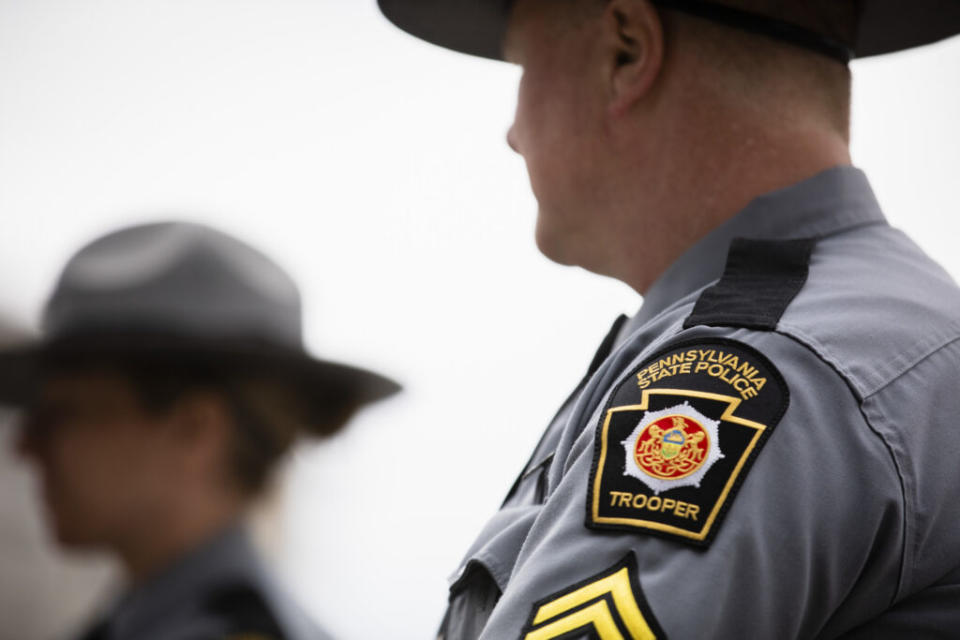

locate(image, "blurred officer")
[[2, 222, 399, 640], [379, 1, 960, 638], [0, 319, 118, 640]]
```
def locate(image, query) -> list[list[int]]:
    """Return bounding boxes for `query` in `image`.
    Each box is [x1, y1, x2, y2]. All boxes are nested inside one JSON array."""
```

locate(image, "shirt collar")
[[621, 165, 887, 338], [107, 523, 263, 637]]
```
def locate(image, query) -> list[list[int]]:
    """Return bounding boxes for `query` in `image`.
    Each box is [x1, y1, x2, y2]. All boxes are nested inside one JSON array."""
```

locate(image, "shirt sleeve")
[[478, 328, 905, 639]]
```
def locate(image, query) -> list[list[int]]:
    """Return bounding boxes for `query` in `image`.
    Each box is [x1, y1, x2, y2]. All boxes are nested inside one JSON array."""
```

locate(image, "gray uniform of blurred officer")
[[379, 1, 960, 638], [1, 222, 399, 640]]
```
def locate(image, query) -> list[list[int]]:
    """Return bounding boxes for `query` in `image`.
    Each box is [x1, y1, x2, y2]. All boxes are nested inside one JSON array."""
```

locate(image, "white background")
[[0, 2, 958, 638]]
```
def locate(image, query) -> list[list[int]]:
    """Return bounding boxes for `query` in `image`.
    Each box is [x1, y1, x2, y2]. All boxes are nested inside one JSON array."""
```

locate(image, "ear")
[[603, 0, 665, 117], [169, 392, 233, 475]]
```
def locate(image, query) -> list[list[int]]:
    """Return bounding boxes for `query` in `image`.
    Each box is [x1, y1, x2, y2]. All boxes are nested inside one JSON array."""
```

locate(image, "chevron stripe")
[[521, 555, 663, 640]]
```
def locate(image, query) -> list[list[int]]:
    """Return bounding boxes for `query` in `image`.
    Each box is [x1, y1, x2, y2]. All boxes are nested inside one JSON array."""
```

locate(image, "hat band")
[[652, 0, 853, 63]]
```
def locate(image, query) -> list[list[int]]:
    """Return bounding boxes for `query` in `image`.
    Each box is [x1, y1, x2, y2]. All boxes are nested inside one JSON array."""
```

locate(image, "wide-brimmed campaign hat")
[[378, 0, 960, 63], [0, 222, 400, 432]]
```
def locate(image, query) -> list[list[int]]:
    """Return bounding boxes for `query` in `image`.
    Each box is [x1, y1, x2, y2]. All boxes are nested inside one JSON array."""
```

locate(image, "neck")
[[605, 102, 850, 294], [115, 496, 244, 584]]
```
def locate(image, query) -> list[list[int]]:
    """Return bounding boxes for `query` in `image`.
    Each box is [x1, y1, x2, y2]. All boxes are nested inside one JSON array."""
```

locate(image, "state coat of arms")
[[621, 402, 724, 494]]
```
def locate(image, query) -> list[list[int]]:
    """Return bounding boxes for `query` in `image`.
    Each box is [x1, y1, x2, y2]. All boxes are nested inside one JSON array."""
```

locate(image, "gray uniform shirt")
[[441, 167, 960, 639], [77, 525, 332, 640]]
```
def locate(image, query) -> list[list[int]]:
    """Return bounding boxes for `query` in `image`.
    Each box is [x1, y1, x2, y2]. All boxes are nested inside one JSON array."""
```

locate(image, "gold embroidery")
[[523, 562, 658, 640], [636, 348, 766, 400], [591, 388, 767, 541]]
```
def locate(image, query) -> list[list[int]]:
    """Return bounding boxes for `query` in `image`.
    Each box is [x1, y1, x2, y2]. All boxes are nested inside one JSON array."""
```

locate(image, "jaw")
[[533, 209, 618, 279]]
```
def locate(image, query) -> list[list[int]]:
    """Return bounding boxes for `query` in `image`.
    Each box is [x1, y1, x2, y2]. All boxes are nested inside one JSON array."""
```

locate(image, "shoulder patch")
[[520, 553, 667, 640], [586, 338, 788, 546]]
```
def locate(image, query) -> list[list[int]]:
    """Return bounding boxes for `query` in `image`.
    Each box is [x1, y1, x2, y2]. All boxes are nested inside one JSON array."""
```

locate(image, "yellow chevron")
[[523, 565, 658, 640], [524, 599, 624, 640]]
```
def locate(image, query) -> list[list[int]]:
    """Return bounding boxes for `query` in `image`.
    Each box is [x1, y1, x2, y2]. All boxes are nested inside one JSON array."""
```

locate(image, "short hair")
[[125, 362, 306, 495], [659, 8, 852, 134]]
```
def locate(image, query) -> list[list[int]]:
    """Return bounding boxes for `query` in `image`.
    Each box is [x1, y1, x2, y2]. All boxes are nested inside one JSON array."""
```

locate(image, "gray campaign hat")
[[0, 222, 400, 431], [378, 0, 960, 62]]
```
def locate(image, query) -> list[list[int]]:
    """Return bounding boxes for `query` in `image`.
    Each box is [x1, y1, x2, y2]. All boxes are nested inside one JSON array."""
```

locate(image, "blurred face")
[[505, 0, 608, 267], [16, 371, 183, 548]]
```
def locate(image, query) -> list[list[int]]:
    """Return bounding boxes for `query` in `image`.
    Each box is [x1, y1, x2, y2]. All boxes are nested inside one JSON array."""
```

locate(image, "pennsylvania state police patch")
[[586, 338, 788, 546]]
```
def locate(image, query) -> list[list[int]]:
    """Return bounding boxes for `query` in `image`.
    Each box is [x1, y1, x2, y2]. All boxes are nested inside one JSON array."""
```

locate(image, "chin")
[[47, 514, 87, 547], [534, 215, 579, 267], [43, 500, 104, 549]]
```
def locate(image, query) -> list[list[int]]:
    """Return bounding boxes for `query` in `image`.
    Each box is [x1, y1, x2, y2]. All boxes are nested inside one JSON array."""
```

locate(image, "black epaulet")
[[683, 237, 816, 331], [203, 582, 288, 640]]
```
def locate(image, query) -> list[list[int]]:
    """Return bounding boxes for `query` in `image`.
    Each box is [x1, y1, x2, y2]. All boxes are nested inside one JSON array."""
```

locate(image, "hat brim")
[[857, 0, 960, 57], [377, 0, 960, 60], [0, 333, 401, 435]]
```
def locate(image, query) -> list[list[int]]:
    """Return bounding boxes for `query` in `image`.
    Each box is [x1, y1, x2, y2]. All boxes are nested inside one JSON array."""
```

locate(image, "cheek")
[[49, 432, 116, 503], [513, 77, 561, 198], [512, 61, 564, 152], [514, 67, 596, 193], [43, 426, 159, 538]]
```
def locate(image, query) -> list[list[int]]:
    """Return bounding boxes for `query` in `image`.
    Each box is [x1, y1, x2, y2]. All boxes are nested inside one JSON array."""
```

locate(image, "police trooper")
[[378, 1, 960, 638], [1, 222, 399, 640]]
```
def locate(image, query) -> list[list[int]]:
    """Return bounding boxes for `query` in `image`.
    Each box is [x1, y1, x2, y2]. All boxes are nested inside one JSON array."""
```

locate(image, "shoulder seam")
[[772, 328, 909, 602], [861, 334, 960, 400]]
